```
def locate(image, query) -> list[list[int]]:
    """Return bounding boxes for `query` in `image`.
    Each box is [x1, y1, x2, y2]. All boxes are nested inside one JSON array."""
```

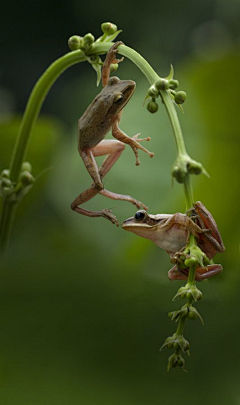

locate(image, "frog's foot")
[[168, 263, 223, 281], [102, 41, 124, 86], [106, 41, 124, 64], [101, 209, 119, 226], [72, 204, 119, 226], [131, 133, 154, 166]]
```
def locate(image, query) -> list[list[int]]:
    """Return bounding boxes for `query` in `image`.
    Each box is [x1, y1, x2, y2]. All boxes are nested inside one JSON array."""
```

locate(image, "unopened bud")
[[155, 78, 169, 91], [68, 35, 83, 51], [147, 100, 158, 113], [175, 91, 187, 104], [101, 22, 118, 35]]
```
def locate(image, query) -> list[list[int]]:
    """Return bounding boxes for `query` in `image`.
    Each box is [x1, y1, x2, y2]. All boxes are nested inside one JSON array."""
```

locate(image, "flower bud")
[[68, 35, 84, 51], [1, 169, 10, 178], [19, 171, 34, 186], [83, 33, 95, 47], [177, 356, 185, 368], [101, 22, 118, 35], [1, 177, 11, 187], [172, 165, 186, 183], [155, 78, 169, 91], [21, 161, 32, 173], [110, 63, 119, 73], [147, 101, 158, 113], [148, 85, 159, 98], [169, 79, 179, 89], [175, 91, 187, 104], [188, 161, 202, 175]]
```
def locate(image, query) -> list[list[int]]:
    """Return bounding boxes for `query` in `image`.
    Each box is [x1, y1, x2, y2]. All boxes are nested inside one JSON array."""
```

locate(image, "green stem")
[[9, 50, 87, 182], [161, 92, 187, 156], [176, 316, 185, 335]]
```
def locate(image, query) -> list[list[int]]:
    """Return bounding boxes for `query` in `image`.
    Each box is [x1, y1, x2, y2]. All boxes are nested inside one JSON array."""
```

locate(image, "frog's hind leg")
[[94, 140, 148, 210], [71, 146, 119, 225]]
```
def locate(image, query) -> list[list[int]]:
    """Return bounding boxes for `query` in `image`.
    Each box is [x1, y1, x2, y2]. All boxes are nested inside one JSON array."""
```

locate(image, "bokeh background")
[[1, 0, 240, 403]]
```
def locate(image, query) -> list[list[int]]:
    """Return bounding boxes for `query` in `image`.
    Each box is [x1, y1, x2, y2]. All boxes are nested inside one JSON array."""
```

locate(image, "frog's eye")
[[114, 93, 124, 103], [134, 210, 147, 221]]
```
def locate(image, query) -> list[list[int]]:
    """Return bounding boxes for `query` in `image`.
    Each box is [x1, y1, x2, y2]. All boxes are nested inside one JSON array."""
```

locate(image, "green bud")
[[21, 161, 32, 173], [169, 79, 179, 89], [68, 35, 83, 51], [19, 171, 34, 186], [188, 161, 202, 175], [175, 91, 187, 104], [148, 85, 159, 98], [155, 78, 169, 91], [1, 177, 11, 187], [83, 33, 95, 46], [177, 356, 185, 368], [110, 63, 118, 73], [1, 169, 10, 178], [101, 22, 118, 35], [186, 292, 193, 300], [168, 312, 173, 318], [172, 165, 186, 183], [188, 309, 198, 320], [147, 101, 158, 114]]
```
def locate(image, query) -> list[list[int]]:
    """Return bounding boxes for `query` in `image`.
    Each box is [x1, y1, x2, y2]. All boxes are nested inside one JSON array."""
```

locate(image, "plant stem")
[[161, 92, 187, 156]]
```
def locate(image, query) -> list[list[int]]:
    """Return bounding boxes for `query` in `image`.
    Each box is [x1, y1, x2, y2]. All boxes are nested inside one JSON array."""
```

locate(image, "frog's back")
[[78, 92, 112, 150]]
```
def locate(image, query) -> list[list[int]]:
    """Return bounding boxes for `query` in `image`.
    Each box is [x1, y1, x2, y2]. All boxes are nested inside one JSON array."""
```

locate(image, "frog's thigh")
[[91, 139, 125, 156], [91, 140, 125, 178]]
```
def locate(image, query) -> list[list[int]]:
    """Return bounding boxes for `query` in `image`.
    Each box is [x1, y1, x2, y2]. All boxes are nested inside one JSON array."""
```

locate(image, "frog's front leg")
[[71, 140, 148, 225], [102, 41, 124, 86], [168, 263, 223, 281], [112, 119, 154, 166]]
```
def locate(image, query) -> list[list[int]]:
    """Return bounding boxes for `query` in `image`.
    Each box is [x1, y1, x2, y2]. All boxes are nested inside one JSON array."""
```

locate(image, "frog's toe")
[[102, 209, 119, 226]]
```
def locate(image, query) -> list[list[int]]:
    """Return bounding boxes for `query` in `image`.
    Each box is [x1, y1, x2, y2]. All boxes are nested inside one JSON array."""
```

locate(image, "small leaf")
[[106, 30, 123, 42], [92, 63, 102, 86], [166, 64, 174, 80]]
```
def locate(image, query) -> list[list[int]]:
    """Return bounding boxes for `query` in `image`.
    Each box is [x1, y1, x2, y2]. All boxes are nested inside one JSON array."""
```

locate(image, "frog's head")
[[104, 76, 136, 117], [121, 210, 168, 240]]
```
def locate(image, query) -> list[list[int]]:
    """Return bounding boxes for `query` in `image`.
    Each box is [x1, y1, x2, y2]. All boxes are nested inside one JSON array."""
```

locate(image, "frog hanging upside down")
[[71, 42, 154, 226]]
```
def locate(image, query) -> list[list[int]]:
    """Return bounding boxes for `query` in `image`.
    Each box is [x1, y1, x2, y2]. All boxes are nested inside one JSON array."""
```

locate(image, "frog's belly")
[[79, 120, 112, 150], [153, 226, 188, 253]]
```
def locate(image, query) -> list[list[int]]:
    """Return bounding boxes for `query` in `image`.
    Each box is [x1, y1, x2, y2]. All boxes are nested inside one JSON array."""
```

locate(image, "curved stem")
[[161, 91, 187, 156], [9, 50, 86, 182]]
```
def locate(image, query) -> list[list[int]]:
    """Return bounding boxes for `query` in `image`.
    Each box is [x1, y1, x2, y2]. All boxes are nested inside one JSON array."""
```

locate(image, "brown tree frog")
[[71, 42, 154, 226], [122, 201, 225, 281]]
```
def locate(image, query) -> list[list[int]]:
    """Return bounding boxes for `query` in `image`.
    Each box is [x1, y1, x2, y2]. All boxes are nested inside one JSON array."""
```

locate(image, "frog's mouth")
[[121, 218, 159, 230]]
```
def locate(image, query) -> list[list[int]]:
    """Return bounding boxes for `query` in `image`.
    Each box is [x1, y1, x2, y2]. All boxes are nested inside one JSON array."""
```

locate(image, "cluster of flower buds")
[[171, 153, 208, 183], [67, 23, 122, 86], [146, 68, 187, 114], [160, 333, 190, 371], [173, 283, 203, 302], [0, 162, 35, 203], [168, 303, 203, 324]]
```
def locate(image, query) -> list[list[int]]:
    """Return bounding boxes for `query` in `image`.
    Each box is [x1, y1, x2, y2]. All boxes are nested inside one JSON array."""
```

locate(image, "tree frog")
[[71, 42, 154, 226], [122, 201, 225, 281]]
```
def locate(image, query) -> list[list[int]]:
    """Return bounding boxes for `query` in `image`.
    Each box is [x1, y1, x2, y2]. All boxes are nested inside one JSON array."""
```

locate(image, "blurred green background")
[[1, 0, 240, 403]]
